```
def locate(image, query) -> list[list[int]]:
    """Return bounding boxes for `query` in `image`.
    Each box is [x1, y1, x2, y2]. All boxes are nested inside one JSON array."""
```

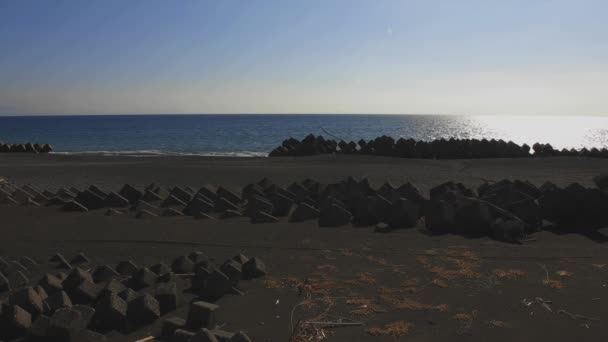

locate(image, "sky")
[[0, 0, 607, 115]]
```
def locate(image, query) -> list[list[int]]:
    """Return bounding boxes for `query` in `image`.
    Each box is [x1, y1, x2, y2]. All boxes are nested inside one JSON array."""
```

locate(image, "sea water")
[[0, 114, 606, 156]]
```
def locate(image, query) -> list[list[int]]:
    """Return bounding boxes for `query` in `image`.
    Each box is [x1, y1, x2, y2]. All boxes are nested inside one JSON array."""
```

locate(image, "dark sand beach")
[[2, 154, 607, 190], [1, 154, 607, 341]]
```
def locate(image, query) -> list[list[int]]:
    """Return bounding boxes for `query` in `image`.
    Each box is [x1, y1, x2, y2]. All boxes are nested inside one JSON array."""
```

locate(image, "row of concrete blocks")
[[269, 134, 608, 159], [0, 251, 265, 341], [0, 142, 52, 153]]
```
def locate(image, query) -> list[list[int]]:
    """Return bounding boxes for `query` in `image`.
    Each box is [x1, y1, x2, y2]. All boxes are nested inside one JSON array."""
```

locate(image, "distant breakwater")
[[269, 134, 608, 159], [0, 142, 53, 153]]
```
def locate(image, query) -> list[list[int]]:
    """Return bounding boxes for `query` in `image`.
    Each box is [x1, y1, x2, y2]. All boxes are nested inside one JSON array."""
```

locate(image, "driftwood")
[[134, 337, 155, 342], [302, 321, 363, 328], [558, 310, 600, 321]]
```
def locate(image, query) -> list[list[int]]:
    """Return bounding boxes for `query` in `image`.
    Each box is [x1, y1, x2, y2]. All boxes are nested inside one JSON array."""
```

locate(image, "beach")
[[0, 154, 607, 341], [2, 153, 607, 191]]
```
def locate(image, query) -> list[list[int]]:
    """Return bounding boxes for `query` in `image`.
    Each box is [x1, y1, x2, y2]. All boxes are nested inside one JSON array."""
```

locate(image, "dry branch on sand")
[[431, 278, 449, 288], [354, 272, 377, 285], [488, 320, 509, 328], [539, 264, 565, 289], [316, 264, 337, 272], [290, 321, 328, 342], [380, 294, 449, 312], [492, 269, 526, 280], [453, 313, 474, 323], [366, 321, 414, 337]]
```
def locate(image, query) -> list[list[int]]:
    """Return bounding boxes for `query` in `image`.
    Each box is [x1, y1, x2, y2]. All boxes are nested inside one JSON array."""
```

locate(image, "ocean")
[[0, 114, 606, 156]]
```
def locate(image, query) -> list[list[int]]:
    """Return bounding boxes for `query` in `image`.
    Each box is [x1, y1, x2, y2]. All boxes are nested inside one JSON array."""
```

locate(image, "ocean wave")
[[50, 150, 268, 157]]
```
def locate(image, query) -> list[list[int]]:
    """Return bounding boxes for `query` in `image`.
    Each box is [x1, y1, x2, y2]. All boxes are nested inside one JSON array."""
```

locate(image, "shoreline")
[[48, 150, 270, 158]]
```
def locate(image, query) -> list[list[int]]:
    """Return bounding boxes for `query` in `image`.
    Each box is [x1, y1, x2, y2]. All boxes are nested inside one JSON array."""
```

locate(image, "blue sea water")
[[0, 115, 606, 156]]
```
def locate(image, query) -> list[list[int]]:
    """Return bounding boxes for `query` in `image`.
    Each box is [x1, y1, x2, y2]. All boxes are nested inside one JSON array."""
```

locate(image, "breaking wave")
[[50, 150, 269, 157]]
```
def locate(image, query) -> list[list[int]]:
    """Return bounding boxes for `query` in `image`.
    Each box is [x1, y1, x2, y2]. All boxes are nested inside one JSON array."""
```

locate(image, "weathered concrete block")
[[135, 209, 158, 218], [210, 329, 235, 341], [150, 262, 171, 276], [198, 185, 219, 202], [127, 294, 160, 327], [133, 200, 159, 212], [47, 308, 84, 341], [142, 189, 164, 202], [2, 305, 32, 339], [115, 260, 138, 276], [27, 314, 51, 339], [204, 270, 232, 298], [245, 195, 273, 216], [218, 209, 242, 219], [154, 282, 178, 314], [127, 267, 157, 290], [72, 304, 95, 330], [163, 195, 188, 208], [215, 197, 240, 213], [217, 187, 241, 204], [70, 253, 90, 265], [50, 253, 72, 270], [100, 279, 126, 297], [68, 280, 100, 305], [194, 211, 215, 220], [92, 293, 127, 332], [186, 301, 219, 330], [250, 210, 279, 224], [231, 254, 249, 265], [270, 192, 294, 217], [9, 270, 29, 289], [34, 285, 48, 301], [184, 197, 215, 216], [169, 187, 193, 203], [188, 251, 209, 264], [491, 218, 525, 243], [242, 257, 266, 279], [191, 267, 211, 291], [158, 272, 176, 283], [0, 271, 9, 292], [88, 185, 107, 199], [172, 329, 196, 342], [171, 255, 194, 274], [162, 208, 185, 216], [388, 198, 419, 229], [103, 192, 130, 208], [61, 200, 88, 212], [161, 317, 186, 338], [92, 265, 120, 283], [118, 184, 143, 204], [220, 260, 242, 286], [74, 190, 105, 210], [62, 267, 93, 291], [46, 291, 73, 312], [19, 256, 38, 269], [9, 287, 44, 316], [191, 328, 219, 342], [118, 288, 138, 303], [318, 204, 352, 227]]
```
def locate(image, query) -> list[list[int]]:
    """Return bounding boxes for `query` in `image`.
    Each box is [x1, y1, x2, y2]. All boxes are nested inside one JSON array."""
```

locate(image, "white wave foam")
[[50, 150, 268, 157]]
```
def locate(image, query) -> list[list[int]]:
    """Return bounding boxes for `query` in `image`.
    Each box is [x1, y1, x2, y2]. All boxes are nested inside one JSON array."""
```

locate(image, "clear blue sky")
[[1, 0, 607, 115]]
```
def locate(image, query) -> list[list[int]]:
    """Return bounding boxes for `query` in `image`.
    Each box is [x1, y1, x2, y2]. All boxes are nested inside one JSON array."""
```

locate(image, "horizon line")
[[1, 113, 607, 118]]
